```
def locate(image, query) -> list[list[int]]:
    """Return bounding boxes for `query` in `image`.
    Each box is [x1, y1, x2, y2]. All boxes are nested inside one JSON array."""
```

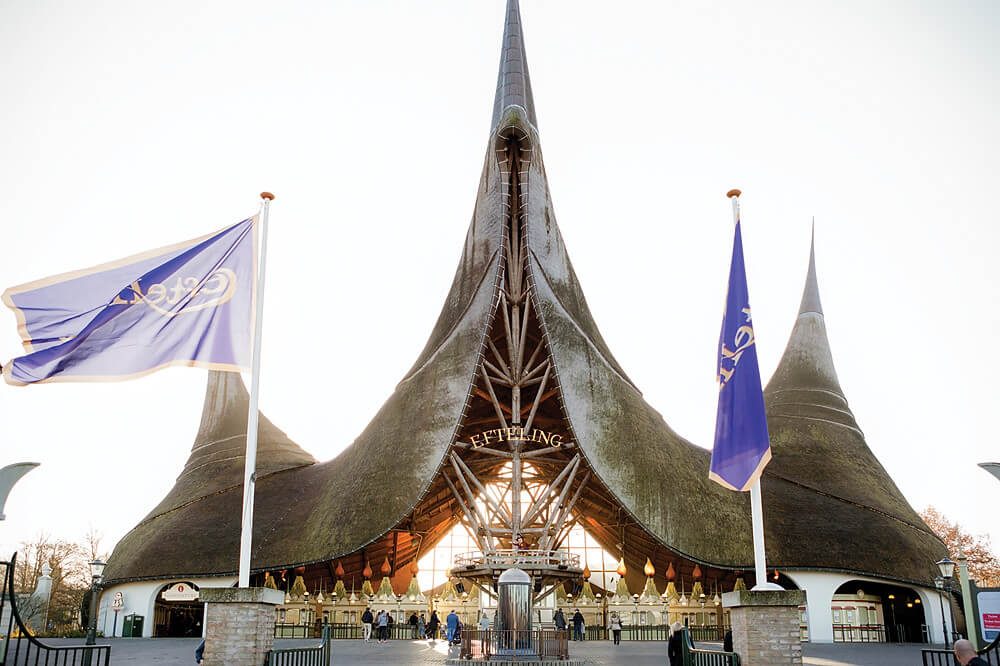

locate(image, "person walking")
[[553, 608, 567, 636], [409, 611, 419, 639], [723, 629, 733, 653], [361, 607, 374, 643], [572, 609, 585, 641], [446, 609, 460, 644], [667, 621, 684, 666], [376, 609, 389, 643], [479, 613, 491, 632], [427, 610, 440, 641], [608, 612, 622, 645], [418, 613, 426, 639]]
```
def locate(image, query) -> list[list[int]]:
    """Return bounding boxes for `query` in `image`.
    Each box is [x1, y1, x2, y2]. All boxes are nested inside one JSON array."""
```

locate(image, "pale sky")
[[1, 0, 997, 567]]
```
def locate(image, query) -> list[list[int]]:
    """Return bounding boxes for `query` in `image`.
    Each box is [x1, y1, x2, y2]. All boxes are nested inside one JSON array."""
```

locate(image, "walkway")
[[33, 637, 939, 664]]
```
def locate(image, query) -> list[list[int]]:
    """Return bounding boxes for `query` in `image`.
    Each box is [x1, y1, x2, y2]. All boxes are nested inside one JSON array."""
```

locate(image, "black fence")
[[584, 624, 728, 642], [275, 622, 429, 641], [460, 629, 568, 660], [831, 624, 887, 643], [921, 634, 1000, 666], [1, 554, 111, 666], [268, 625, 331, 666]]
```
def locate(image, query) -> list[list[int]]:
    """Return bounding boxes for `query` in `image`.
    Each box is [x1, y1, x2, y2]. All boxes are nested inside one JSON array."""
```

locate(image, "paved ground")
[[24, 637, 941, 665]]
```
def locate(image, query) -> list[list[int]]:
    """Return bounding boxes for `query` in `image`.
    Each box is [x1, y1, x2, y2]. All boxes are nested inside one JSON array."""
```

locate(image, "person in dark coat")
[[409, 612, 419, 639], [361, 607, 374, 642], [427, 610, 440, 641], [553, 608, 567, 633], [571, 609, 585, 641], [723, 629, 733, 653], [667, 621, 684, 666]]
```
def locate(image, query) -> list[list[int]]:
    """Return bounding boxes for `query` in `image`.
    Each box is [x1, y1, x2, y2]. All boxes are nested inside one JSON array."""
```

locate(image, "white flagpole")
[[238, 191, 274, 588], [727, 189, 781, 592]]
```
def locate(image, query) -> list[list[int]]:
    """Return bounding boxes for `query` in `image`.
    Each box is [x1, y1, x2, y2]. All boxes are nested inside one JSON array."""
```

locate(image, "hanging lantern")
[[666, 562, 676, 581], [616, 558, 627, 577], [773, 569, 780, 581], [381, 557, 392, 575], [692, 564, 702, 579], [644, 557, 655, 577], [583, 563, 591, 580], [334, 561, 345, 578], [410, 560, 419, 575], [362, 561, 372, 579]]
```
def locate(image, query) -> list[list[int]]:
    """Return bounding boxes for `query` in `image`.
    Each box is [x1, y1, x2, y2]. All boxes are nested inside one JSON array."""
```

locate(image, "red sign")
[[983, 613, 1000, 630]]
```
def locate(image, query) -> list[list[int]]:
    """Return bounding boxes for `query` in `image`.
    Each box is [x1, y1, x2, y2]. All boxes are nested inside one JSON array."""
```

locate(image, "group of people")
[[360, 607, 398, 643], [552, 608, 587, 641], [359, 607, 473, 646]]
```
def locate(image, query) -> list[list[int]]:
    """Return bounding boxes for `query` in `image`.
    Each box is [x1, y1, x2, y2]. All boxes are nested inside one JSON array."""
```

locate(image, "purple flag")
[[709, 218, 772, 491], [3, 218, 256, 385]]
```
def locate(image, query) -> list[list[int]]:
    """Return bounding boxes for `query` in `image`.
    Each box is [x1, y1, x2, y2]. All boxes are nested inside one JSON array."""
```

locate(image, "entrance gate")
[[1, 553, 109, 665]]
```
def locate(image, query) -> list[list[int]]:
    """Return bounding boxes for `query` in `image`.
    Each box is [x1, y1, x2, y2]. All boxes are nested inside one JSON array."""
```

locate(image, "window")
[[832, 610, 842, 623], [846, 610, 855, 625]]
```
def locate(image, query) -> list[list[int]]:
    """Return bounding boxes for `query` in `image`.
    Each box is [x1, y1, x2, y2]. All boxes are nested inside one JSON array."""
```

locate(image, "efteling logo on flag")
[[709, 216, 772, 492], [2, 217, 256, 386]]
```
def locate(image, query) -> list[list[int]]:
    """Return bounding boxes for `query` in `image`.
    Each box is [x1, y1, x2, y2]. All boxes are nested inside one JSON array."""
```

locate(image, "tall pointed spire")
[[491, 0, 537, 131], [764, 227, 846, 409], [798, 221, 823, 316]]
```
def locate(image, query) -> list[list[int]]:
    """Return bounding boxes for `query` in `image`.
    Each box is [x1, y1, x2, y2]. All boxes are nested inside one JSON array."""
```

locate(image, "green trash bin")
[[122, 613, 144, 638]]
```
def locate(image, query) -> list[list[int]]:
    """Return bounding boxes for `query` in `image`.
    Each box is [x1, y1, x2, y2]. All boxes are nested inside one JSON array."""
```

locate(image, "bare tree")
[[14, 533, 91, 631]]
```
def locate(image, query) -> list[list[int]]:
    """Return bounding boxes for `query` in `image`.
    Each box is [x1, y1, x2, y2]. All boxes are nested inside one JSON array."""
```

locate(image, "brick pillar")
[[722, 589, 807, 666], [200, 587, 284, 666]]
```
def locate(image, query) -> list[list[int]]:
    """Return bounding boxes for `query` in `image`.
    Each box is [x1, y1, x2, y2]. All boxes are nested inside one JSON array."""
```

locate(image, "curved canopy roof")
[[103, 0, 944, 587]]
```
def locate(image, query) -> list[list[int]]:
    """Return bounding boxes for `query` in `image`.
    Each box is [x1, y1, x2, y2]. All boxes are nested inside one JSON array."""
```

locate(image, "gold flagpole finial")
[[260, 192, 275, 201], [726, 189, 741, 199]]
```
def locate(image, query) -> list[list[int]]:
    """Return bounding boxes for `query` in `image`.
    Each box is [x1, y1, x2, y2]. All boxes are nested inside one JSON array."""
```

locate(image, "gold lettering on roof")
[[468, 427, 563, 448]]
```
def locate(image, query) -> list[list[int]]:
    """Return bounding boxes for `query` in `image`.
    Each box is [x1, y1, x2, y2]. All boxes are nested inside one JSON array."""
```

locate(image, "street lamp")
[[935, 577, 949, 648], [83, 559, 105, 666], [936, 558, 957, 646], [886, 594, 897, 642]]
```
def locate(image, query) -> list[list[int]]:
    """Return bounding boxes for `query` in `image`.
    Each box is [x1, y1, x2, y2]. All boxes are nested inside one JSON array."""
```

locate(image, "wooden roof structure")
[[103, 0, 945, 594]]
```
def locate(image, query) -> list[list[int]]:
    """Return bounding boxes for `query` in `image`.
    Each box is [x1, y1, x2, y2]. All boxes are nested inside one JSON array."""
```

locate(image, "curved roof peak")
[[798, 221, 823, 316], [764, 229, 849, 420], [491, 0, 537, 132]]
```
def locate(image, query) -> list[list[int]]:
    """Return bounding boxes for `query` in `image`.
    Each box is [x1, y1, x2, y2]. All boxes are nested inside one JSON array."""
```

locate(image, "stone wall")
[[200, 588, 283, 666], [723, 589, 806, 666]]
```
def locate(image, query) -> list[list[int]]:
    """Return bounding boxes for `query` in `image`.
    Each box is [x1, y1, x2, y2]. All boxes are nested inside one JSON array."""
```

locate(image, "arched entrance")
[[834, 580, 926, 643], [153, 582, 203, 637]]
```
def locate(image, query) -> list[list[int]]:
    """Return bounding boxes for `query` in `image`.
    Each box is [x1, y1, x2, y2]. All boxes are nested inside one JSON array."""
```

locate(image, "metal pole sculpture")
[[497, 568, 532, 657]]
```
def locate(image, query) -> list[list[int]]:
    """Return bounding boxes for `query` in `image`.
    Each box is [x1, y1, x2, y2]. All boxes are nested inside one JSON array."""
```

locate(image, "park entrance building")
[[99, 0, 952, 645]]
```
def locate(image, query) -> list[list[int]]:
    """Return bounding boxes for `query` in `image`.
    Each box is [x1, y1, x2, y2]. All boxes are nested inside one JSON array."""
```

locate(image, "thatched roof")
[[102, 0, 944, 587], [760, 232, 945, 581]]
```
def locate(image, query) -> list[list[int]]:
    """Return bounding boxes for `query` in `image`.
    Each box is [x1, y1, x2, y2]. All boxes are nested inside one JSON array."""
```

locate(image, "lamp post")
[[934, 577, 948, 648], [886, 594, 897, 642], [937, 557, 957, 646], [83, 559, 105, 666], [699, 593, 706, 626]]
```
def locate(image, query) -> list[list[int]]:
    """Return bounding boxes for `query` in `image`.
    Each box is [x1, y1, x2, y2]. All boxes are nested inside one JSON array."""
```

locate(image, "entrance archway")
[[834, 579, 927, 643], [153, 581, 203, 637]]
